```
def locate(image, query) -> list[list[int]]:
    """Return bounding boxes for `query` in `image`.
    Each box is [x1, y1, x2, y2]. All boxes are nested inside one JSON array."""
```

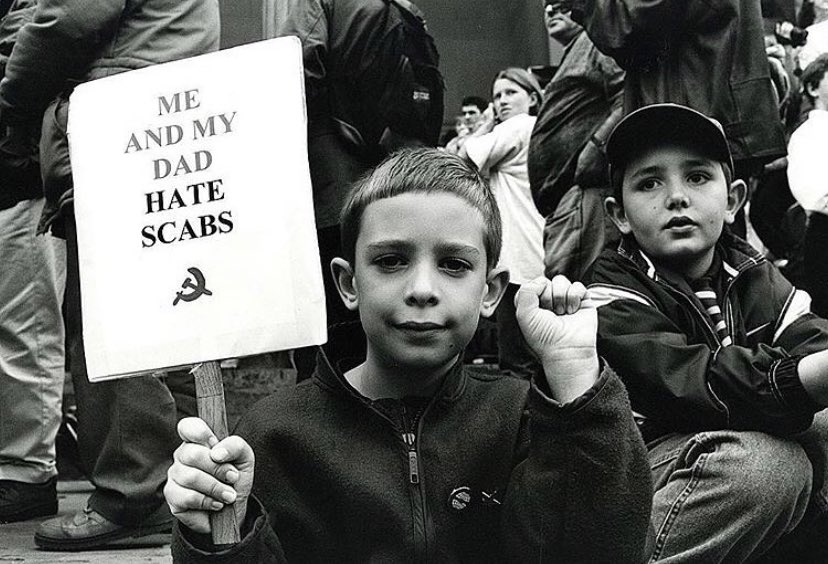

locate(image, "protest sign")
[[69, 37, 326, 381]]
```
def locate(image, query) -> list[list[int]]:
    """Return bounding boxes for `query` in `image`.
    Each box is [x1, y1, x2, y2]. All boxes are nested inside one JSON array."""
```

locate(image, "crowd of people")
[[3, 0, 828, 561]]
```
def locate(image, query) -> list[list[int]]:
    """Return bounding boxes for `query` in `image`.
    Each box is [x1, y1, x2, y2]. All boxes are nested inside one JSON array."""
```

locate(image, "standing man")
[[528, 0, 625, 280], [0, 0, 220, 550], [0, 0, 66, 524]]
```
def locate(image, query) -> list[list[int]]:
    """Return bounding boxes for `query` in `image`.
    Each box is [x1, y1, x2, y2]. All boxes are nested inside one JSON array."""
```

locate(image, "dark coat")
[[272, 0, 443, 229], [0, 0, 220, 232], [572, 0, 787, 164], [0, 0, 40, 211]]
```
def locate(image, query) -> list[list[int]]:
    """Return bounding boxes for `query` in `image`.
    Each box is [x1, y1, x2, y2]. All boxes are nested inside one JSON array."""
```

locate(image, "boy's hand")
[[515, 275, 600, 402], [164, 417, 255, 535]]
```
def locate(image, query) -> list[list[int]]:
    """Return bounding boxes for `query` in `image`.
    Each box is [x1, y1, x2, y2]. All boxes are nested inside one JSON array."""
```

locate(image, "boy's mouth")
[[396, 321, 445, 332], [664, 216, 697, 229]]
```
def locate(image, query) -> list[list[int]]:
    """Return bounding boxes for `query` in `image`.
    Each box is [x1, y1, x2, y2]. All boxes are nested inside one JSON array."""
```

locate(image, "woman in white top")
[[452, 67, 545, 378]]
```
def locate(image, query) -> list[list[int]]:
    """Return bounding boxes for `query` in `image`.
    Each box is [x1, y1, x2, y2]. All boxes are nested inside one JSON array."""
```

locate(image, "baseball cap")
[[606, 103, 734, 190]]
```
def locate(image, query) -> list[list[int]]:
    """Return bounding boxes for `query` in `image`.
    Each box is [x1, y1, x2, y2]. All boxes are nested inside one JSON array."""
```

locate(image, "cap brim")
[[606, 104, 733, 184]]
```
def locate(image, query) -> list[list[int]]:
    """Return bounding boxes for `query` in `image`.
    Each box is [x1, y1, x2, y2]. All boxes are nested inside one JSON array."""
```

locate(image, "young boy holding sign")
[[165, 148, 651, 562]]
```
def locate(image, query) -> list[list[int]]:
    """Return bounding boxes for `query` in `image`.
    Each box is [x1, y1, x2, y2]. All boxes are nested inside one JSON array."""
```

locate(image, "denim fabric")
[[0, 198, 66, 482], [647, 427, 818, 562]]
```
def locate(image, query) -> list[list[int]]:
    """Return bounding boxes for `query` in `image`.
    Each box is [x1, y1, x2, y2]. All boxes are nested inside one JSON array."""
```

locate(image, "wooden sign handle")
[[192, 361, 241, 545]]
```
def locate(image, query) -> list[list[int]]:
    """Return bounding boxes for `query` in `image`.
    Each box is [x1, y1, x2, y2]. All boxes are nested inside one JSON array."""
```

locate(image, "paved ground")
[[0, 481, 172, 563]]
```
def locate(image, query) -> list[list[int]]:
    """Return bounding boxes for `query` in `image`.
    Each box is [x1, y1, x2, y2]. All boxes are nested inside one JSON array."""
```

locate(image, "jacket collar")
[[616, 229, 765, 287], [312, 322, 467, 406]]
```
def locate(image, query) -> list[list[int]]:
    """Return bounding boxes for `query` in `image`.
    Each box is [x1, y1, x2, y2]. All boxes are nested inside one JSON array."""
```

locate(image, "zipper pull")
[[408, 450, 420, 484], [402, 431, 419, 484]]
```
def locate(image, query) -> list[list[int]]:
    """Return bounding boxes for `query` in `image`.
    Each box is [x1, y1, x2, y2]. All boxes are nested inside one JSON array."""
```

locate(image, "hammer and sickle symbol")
[[173, 267, 213, 306]]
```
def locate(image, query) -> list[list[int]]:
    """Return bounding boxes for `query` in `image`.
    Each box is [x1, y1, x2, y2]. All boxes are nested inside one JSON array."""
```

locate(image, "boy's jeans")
[[647, 410, 828, 562]]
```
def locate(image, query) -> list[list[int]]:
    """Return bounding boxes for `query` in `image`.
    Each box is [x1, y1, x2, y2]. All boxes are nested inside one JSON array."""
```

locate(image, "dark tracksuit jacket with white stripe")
[[586, 230, 828, 443]]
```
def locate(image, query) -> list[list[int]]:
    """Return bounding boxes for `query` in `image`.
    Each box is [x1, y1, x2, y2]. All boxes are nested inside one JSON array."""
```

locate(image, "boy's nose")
[[404, 265, 439, 306], [665, 183, 690, 209]]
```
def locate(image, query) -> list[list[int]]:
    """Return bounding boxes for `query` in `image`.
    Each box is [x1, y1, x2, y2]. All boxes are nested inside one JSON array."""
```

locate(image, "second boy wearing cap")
[[585, 103, 828, 561]]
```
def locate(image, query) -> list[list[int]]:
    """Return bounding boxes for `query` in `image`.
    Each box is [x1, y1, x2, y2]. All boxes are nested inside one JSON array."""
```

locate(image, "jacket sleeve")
[[589, 269, 828, 435], [0, 0, 34, 75], [571, 49, 624, 188], [272, 0, 328, 106], [170, 497, 289, 564], [500, 367, 653, 563], [0, 0, 125, 125], [569, 0, 688, 69], [464, 117, 526, 177]]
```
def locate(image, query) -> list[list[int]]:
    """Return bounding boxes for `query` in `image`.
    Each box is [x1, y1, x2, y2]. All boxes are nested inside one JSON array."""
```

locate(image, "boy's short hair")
[[605, 103, 734, 201], [801, 53, 828, 103], [340, 148, 502, 269], [461, 96, 489, 112]]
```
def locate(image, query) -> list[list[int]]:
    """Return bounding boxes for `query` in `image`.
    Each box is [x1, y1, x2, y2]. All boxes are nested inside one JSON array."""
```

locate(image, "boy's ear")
[[330, 257, 359, 311], [724, 179, 747, 225], [604, 196, 633, 235], [479, 266, 510, 318]]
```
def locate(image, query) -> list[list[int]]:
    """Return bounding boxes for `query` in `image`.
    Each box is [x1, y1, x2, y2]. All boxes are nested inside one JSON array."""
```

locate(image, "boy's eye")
[[374, 255, 406, 270], [636, 178, 660, 192], [687, 171, 710, 185], [440, 258, 472, 274]]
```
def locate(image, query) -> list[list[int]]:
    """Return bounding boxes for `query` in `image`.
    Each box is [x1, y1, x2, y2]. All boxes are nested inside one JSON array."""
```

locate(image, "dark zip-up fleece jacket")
[[586, 231, 828, 442], [570, 0, 786, 165], [171, 327, 652, 563]]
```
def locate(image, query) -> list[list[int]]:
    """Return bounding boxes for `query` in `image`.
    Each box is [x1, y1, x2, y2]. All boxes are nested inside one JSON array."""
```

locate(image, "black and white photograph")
[[1, 0, 828, 562]]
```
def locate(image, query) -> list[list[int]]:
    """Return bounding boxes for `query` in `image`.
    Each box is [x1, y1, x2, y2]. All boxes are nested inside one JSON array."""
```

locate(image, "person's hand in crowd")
[[471, 103, 497, 135], [764, 155, 788, 173], [164, 417, 255, 534], [515, 275, 600, 402]]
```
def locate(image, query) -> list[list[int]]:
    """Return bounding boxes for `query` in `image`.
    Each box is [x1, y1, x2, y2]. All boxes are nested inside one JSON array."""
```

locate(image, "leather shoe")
[[34, 503, 172, 551], [0, 477, 58, 523]]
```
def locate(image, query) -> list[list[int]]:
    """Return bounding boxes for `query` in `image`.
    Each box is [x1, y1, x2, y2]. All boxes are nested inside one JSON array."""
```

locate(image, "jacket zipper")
[[401, 403, 429, 563], [402, 430, 419, 484], [659, 281, 732, 422], [663, 282, 722, 348]]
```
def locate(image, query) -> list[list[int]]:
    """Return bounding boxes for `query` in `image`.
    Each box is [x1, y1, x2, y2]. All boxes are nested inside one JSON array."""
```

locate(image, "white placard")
[[69, 37, 326, 381]]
